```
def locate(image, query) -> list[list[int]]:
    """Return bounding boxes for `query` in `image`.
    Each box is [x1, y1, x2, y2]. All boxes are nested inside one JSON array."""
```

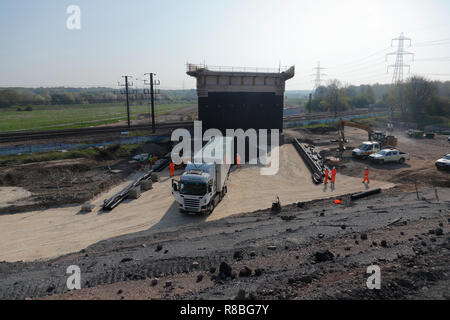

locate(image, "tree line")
[[385, 77, 450, 124], [0, 87, 197, 108], [306, 79, 450, 125]]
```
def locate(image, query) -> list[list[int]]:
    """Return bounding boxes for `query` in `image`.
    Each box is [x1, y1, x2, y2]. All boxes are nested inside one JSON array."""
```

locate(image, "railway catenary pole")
[[118, 76, 134, 128], [144, 73, 160, 133], [307, 93, 312, 113]]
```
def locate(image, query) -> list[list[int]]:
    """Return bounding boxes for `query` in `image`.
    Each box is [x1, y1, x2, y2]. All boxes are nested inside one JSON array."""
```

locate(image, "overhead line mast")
[[312, 61, 326, 91], [386, 32, 414, 84], [118, 76, 136, 128]]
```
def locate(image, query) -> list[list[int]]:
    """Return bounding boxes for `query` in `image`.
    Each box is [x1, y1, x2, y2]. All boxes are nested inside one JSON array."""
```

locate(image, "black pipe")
[[350, 188, 381, 201], [102, 153, 171, 211], [293, 139, 324, 184]]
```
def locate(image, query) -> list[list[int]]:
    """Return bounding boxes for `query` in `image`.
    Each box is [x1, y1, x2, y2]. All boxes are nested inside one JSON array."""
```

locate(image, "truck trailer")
[[171, 136, 232, 215]]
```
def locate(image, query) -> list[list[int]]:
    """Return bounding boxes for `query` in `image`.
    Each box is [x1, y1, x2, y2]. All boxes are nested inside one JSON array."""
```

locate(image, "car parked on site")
[[352, 142, 381, 159], [436, 154, 450, 170], [369, 149, 410, 164]]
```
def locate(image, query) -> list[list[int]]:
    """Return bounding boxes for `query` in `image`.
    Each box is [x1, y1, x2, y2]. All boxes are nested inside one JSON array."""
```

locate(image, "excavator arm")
[[338, 118, 373, 142]]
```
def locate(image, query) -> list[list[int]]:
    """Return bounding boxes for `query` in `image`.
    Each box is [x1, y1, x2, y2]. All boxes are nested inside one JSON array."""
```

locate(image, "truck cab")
[[172, 163, 220, 214], [352, 142, 381, 159], [171, 136, 232, 215]]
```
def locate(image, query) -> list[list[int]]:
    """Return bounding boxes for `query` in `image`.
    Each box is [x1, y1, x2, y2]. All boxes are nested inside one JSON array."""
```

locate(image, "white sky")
[[0, 0, 449, 90]]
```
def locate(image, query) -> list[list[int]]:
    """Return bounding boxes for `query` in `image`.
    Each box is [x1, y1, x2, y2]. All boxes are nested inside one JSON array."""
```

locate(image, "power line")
[[414, 73, 450, 76], [412, 37, 450, 47], [386, 32, 414, 84], [328, 46, 391, 69], [328, 63, 386, 77], [414, 56, 450, 62]]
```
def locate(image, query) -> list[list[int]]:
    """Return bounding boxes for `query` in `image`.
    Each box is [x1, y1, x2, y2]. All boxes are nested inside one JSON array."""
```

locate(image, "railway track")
[[283, 109, 371, 121], [0, 121, 194, 143], [0, 109, 380, 143]]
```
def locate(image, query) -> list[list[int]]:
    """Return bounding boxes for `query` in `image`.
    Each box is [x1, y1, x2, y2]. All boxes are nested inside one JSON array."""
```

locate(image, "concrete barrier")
[[151, 172, 160, 183], [129, 186, 141, 199], [141, 180, 153, 191]]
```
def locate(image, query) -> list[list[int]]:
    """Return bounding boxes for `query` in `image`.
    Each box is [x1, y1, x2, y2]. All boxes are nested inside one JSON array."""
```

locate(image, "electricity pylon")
[[312, 61, 326, 90], [386, 32, 414, 83]]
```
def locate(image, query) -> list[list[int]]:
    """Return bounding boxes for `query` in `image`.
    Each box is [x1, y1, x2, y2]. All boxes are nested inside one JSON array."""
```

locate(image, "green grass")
[[296, 122, 335, 130], [0, 102, 191, 132], [390, 112, 450, 129], [0, 143, 142, 166], [291, 115, 391, 130]]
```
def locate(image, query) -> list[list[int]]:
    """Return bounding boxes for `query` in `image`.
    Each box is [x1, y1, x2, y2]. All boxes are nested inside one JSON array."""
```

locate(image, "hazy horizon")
[[1, 0, 449, 90]]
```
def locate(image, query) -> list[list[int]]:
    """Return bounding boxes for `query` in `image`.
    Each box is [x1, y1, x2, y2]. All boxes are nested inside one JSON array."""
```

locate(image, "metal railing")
[[187, 63, 289, 74]]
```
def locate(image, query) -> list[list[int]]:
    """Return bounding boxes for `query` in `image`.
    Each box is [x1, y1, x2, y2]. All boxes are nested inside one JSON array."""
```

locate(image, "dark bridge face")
[[198, 92, 283, 133]]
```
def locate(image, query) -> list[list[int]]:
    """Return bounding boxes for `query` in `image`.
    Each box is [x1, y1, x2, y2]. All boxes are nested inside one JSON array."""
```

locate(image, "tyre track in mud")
[[0, 188, 449, 300]]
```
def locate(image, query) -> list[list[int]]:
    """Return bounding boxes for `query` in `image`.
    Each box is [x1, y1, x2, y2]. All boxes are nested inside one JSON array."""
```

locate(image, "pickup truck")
[[369, 149, 410, 164], [436, 154, 450, 170]]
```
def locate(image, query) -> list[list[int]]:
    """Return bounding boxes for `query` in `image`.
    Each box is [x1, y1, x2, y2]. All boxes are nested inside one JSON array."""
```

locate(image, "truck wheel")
[[221, 186, 227, 198], [399, 158, 405, 164], [378, 159, 384, 165], [208, 202, 215, 215]]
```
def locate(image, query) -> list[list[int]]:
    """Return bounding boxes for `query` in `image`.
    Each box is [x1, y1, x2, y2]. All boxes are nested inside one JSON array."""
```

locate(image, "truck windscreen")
[[180, 181, 207, 196]]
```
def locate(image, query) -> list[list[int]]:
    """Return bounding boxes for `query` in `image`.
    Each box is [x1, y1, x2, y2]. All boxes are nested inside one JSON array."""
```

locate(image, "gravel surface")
[[0, 187, 448, 300]]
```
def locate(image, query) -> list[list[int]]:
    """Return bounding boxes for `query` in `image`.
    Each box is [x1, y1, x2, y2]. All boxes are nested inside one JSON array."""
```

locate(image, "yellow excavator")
[[337, 118, 398, 149]]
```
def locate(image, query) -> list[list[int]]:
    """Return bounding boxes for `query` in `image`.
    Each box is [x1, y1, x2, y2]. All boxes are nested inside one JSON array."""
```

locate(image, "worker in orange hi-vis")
[[363, 167, 370, 184], [331, 167, 337, 186], [324, 168, 329, 184], [236, 153, 241, 168], [169, 162, 175, 177]]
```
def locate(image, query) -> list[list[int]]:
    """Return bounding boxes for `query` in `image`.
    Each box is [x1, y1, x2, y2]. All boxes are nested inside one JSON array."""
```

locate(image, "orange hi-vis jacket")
[[331, 169, 337, 182]]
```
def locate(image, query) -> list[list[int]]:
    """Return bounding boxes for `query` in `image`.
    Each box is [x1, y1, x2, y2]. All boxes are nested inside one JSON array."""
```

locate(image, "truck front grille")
[[184, 198, 200, 209]]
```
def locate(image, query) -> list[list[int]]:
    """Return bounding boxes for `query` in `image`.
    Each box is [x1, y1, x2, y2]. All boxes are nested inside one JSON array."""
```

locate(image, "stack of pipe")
[[292, 139, 327, 185], [102, 152, 171, 211]]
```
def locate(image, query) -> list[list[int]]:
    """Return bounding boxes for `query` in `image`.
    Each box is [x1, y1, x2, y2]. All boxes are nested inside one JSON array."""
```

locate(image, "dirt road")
[[0, 144, 393, 262], [285, 126, 450, 190]]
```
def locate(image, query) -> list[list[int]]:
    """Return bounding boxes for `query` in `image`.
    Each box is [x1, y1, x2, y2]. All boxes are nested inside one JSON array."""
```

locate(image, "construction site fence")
[[0, 135, 171, 157], [283, 112, 390, 129]]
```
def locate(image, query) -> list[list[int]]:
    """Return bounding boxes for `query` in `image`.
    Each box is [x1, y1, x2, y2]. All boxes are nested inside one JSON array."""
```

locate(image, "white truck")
[[171, 136, 232, 215], [352, 142, 381, 159], [369, 149, 410, 164]]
